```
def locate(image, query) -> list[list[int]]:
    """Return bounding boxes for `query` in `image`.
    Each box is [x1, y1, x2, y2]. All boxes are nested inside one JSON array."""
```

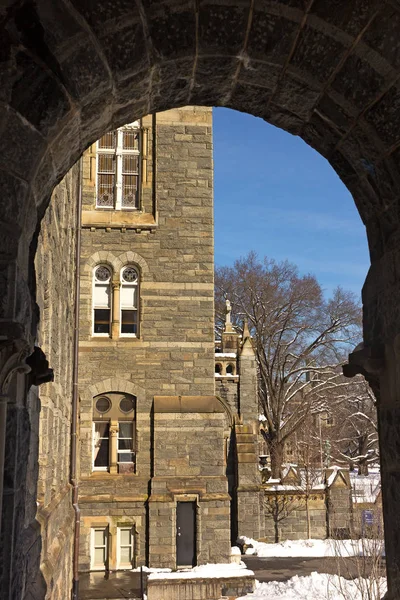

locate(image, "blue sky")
[[212, 107, 370, 301]]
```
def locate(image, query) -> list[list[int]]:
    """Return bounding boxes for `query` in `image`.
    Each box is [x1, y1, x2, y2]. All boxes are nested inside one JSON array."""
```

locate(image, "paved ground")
[[79, 571, 143, 599], [78, 557, 386, 598], [242, 555, 386, 583]]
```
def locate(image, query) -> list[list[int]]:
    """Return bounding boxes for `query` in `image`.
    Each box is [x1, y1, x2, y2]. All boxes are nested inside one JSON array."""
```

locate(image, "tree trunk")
[[269, 439, 285, 479], [305, 495, 311, 539], [358, 461, 369, 475]]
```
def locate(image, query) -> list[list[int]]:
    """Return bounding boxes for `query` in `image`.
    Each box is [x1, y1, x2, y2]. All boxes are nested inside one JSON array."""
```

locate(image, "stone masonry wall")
[[263, 492, 327, 542], [149, 408, 231, 567], [4, 165, 79, 600], [33, 164, 79, 599]]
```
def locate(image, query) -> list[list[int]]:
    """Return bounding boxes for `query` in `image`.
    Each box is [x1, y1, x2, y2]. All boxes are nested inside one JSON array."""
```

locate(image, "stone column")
[[110, 421, 118, 474], [350, 246, 400, 599], [111, 282, 120, 339]]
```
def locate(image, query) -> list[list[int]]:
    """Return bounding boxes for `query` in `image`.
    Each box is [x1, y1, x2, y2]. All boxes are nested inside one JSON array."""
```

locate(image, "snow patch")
[[239, 537, 384, 558], [236, 572, 387, 599], [147, 562, 253, 581]]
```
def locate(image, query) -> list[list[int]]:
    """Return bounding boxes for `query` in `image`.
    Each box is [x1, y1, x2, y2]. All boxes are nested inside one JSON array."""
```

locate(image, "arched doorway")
[[1, 2, 399, 597]]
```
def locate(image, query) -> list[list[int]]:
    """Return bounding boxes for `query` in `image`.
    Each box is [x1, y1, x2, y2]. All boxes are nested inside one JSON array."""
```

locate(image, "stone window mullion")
[[115, 130, 123, 210]]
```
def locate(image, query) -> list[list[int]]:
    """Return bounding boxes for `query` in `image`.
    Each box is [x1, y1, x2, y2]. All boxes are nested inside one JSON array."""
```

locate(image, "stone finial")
[[240, 321, 255, 356]]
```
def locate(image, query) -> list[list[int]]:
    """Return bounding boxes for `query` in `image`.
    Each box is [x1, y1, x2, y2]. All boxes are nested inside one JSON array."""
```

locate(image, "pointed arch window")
[[93, 265, 112, 335], [96, 123, 141, 210], [120, 266, 139, 336]]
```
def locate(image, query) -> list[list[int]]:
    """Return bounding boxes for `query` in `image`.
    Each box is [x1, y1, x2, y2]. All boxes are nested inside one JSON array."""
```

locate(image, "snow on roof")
[[350, 470, 381, 504], [326, 466, 345, 487], [266, 466, 325, 490], [214, 352, 237, 358]]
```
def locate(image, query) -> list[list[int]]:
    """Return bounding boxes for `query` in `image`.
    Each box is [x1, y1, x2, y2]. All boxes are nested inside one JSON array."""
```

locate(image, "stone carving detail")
[[0, 340, 32, 397], [122, 266, 138, 282], [95, 265, 111, 281], [342, 342, 384, 402]]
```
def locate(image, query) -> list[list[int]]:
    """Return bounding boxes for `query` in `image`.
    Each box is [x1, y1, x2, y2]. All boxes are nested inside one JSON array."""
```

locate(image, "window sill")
[[88, 471, 138, 478], [82, 209, 157, 229]]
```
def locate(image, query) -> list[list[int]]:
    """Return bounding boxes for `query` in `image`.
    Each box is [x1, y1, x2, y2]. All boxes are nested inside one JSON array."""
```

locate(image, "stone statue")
[[225, 299, 232, 324]]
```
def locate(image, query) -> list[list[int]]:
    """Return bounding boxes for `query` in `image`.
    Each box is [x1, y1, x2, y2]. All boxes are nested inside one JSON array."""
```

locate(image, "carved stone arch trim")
[[84, 251, 120, 276], [115, 251, 149, 275], [215, 395, 235, 428], [82, 378, 145, 409]]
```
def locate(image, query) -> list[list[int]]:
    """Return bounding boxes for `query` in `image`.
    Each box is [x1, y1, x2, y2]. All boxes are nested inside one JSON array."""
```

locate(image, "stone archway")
[[1, 1, 400, 597]]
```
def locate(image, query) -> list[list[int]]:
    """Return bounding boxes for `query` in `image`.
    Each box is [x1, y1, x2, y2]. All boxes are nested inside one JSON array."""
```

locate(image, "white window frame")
[[96, 122, 141, 211], [91, 527, 109, 571], [120, 266, 139, 337], [92, 265, 112, 337], [117, 526, 135, 569], [92, 421, 110, 471], [117, 421, 135, 467]]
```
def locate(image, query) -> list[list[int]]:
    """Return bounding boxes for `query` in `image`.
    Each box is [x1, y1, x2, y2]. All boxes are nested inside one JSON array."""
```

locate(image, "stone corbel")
[[25, 346, 54, 386], [342, 342, 384, 399]]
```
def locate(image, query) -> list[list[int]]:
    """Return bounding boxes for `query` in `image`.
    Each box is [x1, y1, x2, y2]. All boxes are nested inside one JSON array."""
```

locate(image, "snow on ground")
[[147, 562, 254, 581], [240, 537, 384, 558], [237, 572, 387, 599]]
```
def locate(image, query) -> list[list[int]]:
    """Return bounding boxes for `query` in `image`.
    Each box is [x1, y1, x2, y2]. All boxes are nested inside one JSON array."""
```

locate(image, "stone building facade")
[[76, 106, 262, 573]]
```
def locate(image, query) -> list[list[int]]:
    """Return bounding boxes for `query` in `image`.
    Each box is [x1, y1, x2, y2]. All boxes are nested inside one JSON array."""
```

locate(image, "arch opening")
[[1, 3, 400, 598]]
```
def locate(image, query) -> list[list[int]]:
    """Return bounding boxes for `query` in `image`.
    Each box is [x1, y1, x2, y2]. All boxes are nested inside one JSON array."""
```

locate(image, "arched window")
[[93, 265, 112, 335], [120, 266, 139, 336], [226, 363, 235, 375], [93, 392, 137, 473], [215, 363, 222, 375], [96, 123, 141, 210]]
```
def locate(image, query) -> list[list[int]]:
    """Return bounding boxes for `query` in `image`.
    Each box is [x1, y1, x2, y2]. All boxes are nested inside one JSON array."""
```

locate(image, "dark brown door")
[[176, 502, 196, 567]]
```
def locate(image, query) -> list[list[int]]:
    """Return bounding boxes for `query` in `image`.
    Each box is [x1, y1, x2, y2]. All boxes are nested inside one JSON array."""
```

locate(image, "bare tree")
[[264, 489, 301, 543], [330, 377, 378, 475], [215, 252, 361, 478]]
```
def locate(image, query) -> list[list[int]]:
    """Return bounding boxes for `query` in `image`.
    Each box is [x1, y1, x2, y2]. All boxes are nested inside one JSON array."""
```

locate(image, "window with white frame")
[[117, 527, 135, 568], [91, 527, 109, 570], [118, 421, 135, 466], [120, 266, 139, 336], [93, 422, 110, 470], [96, 123, 141, 210], [93, 265, 112, 335]]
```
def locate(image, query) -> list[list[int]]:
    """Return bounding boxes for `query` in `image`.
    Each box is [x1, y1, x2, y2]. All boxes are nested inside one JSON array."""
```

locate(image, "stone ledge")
[[154, 395, 225, 413], [147, 570, 255, 600]]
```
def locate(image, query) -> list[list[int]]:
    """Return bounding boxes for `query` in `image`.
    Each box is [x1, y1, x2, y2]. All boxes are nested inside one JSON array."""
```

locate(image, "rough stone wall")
[[327, 483, 353, 538], [238, 348, 258, 425], [149, 408, 231, 567], [33, 165, 79, 598], [263, 492, 327, 542], [235, 424, 264, 540], [216, 379, 239, 416], [0, 166, 79, 599]]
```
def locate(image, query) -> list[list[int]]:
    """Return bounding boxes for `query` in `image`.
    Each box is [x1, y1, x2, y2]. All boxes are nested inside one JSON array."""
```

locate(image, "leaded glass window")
[[96, 123, 141, 210]]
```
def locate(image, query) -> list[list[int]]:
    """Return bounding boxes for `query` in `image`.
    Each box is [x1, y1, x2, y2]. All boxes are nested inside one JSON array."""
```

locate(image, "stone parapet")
[[147, 570, 255, 600]]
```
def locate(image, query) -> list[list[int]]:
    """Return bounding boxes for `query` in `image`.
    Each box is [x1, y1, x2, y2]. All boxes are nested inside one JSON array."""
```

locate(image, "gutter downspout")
[[71, 158, 82, 600]]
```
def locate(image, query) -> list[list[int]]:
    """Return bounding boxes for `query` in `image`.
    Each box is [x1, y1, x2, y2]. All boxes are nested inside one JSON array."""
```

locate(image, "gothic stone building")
[[75, 106, 263, 574]]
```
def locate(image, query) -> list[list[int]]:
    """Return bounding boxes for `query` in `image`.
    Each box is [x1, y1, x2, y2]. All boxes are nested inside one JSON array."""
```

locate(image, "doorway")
[[176, 502, 197, 568]]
